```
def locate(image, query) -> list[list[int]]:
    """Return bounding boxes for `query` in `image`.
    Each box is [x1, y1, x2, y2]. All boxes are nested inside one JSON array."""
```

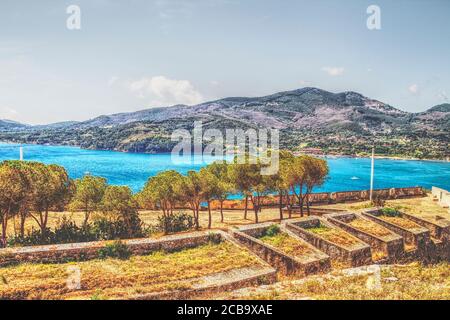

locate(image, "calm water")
[[0, 143, 449, 193]]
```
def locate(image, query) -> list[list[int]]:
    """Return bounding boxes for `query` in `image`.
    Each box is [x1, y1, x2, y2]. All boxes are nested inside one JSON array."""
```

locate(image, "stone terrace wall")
[[0, 232, 220, 267], [213, 187, 424, 210]]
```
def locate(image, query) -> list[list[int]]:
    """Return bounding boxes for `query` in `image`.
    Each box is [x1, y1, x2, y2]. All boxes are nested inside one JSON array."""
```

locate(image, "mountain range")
[[1, 87, 449, 159]]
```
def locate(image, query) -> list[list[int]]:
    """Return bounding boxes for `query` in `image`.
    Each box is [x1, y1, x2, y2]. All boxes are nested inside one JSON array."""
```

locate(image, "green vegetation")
[[98, 241, 131, 260], [264, 224, 281, 237], [0, 161, 144, 248], [154, 212, 194, 234], [381, 207, 400, 217], [0, 151, 328, 247], [69, 175, 107, 226]]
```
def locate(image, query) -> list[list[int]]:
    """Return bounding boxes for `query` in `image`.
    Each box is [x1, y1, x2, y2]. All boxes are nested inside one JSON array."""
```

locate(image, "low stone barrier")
[[0, 231, 222, 267], [362, 210, 431, 251], [399, 212, 450, 261], [230, 222, 330, 276], [213, 187, 425, 210], [132, 265, 277, 300], [432, 186, 450, 208], [284, 217, 372, 267], [325, 212, 404, 262], [400, 212, 450, 241]]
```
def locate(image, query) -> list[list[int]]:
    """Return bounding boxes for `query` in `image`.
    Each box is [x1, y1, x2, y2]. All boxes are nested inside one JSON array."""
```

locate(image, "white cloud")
[[408, 84, 419, 95], [129, 76, 204, 106], [0, 106, 19, 120], [321, 66, 345, 76]]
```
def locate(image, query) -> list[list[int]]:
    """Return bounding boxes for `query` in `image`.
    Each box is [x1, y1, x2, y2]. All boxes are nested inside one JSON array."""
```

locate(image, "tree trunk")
[[278, 191, 283, 220], [299, 186, 304, 217], [20, 214, 26, 238], [207, 201, 212, 229], [250, 196, 259, 223], [194, 204, 200, 230], [244, 196, 248, 219], [1, 213, 8, 248], [83, 211, 90, 227], [220, 201, 224, 223], [286, 193, 292, 219], [306, 193, 311, 216]]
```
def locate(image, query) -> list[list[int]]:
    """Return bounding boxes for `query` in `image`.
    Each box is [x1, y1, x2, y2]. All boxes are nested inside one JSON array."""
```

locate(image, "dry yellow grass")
[[347, 218, 393, 237], [316, 195, 450, 221], [259, 233, 314, 257], [379, 215, 422, 230], [213, 262, 450, 300], [308, 225, 362, 247], [0, 242, 260, 300]]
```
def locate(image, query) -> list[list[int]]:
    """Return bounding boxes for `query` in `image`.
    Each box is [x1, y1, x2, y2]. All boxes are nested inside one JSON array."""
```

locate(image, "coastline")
[[1, 140, 449, 163]]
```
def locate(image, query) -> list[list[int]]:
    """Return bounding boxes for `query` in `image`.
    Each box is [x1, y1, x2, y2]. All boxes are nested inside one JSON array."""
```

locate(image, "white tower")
[[19, 146, 24, 161], [369, 147, 375, 201]]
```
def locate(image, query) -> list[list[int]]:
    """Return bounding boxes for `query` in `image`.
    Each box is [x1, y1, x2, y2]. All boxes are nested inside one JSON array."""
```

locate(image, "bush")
[[156, 212, 194, 234], [265, 224, 280, 237], [207, 232, 222, 244], [7, 217, 145, 247], [381, 207, 400, 217], [98, 241, 131, 260], [91, 217, 145, 240]]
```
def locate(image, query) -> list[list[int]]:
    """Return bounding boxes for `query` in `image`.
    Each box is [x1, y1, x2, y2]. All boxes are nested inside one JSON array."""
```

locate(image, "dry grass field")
[[2, 195, 449, 300], [316, 194, 450, 221], [6, 194, 448, 237], [347, 218, 393, 237], [0, 241, 260, 300], [212, 262, 450, 300], [259, 232, 315, 257]]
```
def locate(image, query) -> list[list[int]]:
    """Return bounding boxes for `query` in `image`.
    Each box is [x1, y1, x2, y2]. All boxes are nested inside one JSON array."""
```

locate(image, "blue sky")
[[0, 0, 449, 124]]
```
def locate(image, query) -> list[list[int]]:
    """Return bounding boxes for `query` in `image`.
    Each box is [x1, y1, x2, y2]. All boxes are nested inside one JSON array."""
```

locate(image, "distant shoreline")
[[1, 141, 449, 163]]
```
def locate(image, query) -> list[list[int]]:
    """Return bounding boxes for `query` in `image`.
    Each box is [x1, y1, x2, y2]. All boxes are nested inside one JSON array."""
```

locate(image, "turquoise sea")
[[0, 143, 449, 193]]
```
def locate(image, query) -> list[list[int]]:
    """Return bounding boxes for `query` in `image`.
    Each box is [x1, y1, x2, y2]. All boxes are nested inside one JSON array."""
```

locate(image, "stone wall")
[[362, 210, 431, 249], [0, 232, 220, 267], [285, 217, 372, 267], [325, 212, 404, 261], [213, 187, 424, 210], [231, 223, 330, 276]]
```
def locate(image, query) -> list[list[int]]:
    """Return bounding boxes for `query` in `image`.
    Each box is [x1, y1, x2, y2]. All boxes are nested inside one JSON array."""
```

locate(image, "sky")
[[0, 0, 449, 125]]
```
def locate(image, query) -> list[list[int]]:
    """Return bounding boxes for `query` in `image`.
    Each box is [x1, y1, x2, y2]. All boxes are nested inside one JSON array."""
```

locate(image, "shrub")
[[207, 232, 222, 245], [92, 217, 145, 240], [265, 224, 281, 237], [98, 241, 131, 260], [7, 217, 145, 247], [156, 212, 194, 234], [381, 207, 400, 217]]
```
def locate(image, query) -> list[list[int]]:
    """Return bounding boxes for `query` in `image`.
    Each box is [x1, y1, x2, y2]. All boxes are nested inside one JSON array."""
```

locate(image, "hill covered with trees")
[[1, 88, 448, 159]]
